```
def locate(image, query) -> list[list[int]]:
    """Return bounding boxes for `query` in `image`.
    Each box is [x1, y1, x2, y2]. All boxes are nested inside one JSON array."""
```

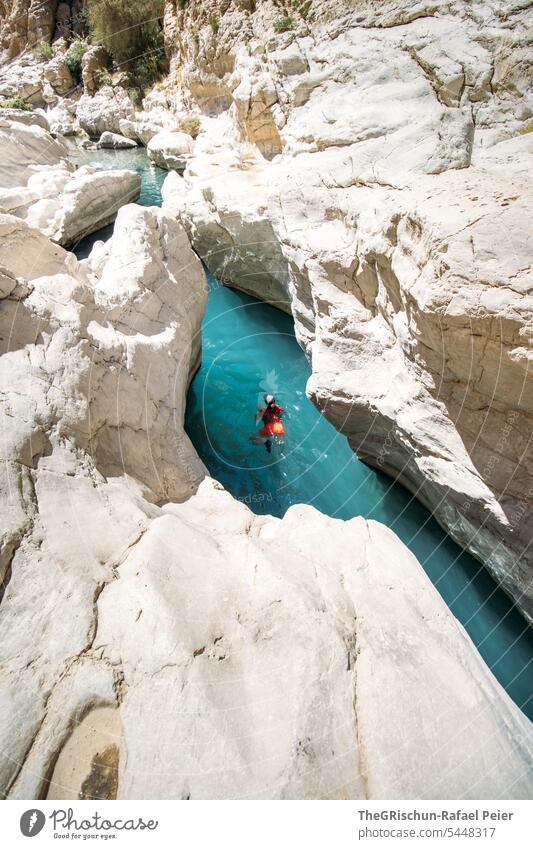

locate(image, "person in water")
[[253, 394, 285, 453]]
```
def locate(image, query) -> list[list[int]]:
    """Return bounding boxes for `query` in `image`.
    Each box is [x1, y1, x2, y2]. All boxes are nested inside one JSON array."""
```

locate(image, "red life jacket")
[[263, 403, 284, 424], [261, 404, 285, 437]]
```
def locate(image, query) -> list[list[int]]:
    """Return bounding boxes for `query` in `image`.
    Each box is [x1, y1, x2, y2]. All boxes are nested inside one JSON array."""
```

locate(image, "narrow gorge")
[[0, 0, 531, 801]]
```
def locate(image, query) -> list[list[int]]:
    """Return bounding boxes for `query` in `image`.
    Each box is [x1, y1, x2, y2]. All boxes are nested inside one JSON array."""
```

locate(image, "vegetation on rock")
[[1, 96, 32, 111], [84, 0, 167, 92], [33, 42, 54, 61], [63, 40, 88, 84], [274, 16, 294, 33], [177, 113, 201, 138]]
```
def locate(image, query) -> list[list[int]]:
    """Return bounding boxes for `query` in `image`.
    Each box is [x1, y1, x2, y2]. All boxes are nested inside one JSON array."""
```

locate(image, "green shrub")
[[210, 15, 219, 35], [33, 42, 53, 61], [299, 0, 312, 20], [98, 70, 113, 87], [85, 0, 166, 91], [177, 0, 187, 9], [177, 113, 200, 138], [63, 40, 88, 83], [85, 0, 164, 63], [1, 97, 32, 111], [127, 86, 143, 108], [132, 25, 166, 91], [274, 16, 293, 33]]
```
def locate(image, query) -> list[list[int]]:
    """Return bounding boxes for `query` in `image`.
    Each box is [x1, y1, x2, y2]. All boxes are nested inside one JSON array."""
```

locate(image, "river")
[[70, 147, 533, 720]]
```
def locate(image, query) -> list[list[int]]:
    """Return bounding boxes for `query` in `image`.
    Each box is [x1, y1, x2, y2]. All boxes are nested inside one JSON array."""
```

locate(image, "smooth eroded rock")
[[147, 130, 194, 171], [96, 131, 139, 150]]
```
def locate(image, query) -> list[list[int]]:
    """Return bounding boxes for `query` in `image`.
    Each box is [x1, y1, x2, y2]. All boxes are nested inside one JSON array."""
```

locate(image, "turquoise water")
[[71, 149, 532, 720], [185, 281, 533, 719]]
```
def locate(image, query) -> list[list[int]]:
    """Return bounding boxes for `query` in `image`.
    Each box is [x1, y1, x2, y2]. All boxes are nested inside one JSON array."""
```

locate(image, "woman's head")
[[264, 394, 275, 406]]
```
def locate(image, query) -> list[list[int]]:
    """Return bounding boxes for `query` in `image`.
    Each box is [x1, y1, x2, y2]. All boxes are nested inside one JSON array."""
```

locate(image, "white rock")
[[119, 107, 185, 146], [43, 56, 74, 97], [162, 0, 533, 621], [76, 86, 136, 137], [1, 465, 531, 799], [147, 130, 194, 171], [0, 107, 49, 130], [96, 131, 139, 150], [0, 121, 141, 246]]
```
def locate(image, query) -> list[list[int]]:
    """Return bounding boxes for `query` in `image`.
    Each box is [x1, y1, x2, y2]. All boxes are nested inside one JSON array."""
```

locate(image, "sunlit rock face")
[[2, 465, 532, 800], [0, 0, 532, 805], [162, 0, 533, 621], [76, 86, 137, 137], [0, 0, 56, 62], [1, 142, 530, 805]]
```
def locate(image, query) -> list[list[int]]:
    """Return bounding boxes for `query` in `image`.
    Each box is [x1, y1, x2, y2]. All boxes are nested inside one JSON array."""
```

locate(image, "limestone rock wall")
[[161, 0, 533, 621], [0, 1, 57, 62], [0, 1, 83, 63]]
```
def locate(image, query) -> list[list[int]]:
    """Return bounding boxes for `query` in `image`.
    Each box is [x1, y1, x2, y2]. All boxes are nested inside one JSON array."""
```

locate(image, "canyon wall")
[[0, 1, 83, 62], [161, 0, 533, 621], [0, 1, 531, 801], [1, 173, 529, 800]]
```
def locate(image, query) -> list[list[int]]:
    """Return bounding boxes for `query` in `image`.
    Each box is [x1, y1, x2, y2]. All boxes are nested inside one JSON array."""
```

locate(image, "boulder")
[[0, 60, 46, 107], [26, 165, 142, 246], [119, 109, 186, 146], [76, 86, 135, 137], [0, 119, 68, 188], [45, 101, 78, 136], [43, 56, 74, 96], [0, 108, 49, 130], [81, 45, 111, 96], [96, 131, 139, 150], [147, 130, 194, 171]]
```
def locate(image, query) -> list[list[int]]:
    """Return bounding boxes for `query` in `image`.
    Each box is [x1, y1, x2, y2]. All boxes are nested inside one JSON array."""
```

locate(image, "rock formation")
[[76, 86, 136, 137], [147, 129, 194, 171], [1, 300, 532, 798], [0, 0, 531, 803], [0, 117, 141, 245], [0, 0, 56, 62], [0, 1, 83, 62], [161, 0, 533, 622], [81, 45, 110, 96], [96, 130, 138, 150]]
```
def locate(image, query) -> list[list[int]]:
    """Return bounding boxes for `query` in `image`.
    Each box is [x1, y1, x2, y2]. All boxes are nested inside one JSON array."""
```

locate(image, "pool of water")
[[68, 146, 167, 258], [185, 280, 533, 719], [70, 148, 532, 720]]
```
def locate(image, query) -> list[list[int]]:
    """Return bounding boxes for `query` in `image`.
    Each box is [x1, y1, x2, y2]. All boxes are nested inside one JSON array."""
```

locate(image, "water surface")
[[69, 146, 167, 258], [186, 281, 533, 719]]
